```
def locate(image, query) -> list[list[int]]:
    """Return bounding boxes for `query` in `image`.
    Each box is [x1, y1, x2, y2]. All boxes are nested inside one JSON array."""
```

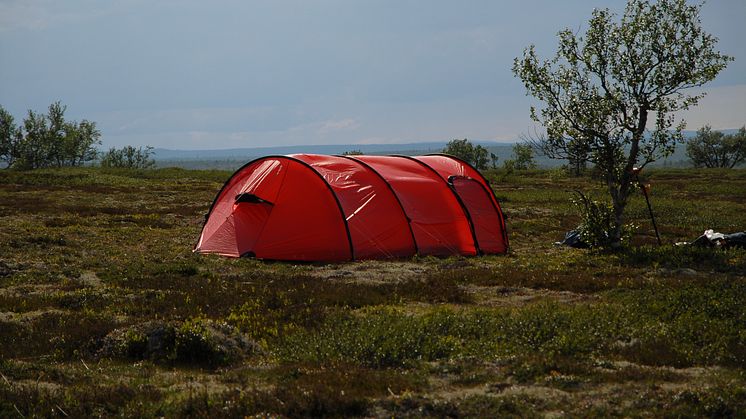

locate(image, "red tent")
[[195, 154, 508, 261]]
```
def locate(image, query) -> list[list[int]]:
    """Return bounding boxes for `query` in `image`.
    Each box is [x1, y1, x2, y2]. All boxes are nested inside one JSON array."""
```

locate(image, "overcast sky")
[[1, 0, 744, 150]]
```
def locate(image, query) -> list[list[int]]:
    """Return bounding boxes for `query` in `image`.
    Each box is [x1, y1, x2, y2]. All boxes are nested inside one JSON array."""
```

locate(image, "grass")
[[0, 166, 744, 417]]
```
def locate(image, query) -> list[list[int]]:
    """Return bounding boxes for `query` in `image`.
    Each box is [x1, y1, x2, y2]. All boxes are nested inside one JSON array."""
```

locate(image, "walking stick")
[[632, 167, 662, 246]]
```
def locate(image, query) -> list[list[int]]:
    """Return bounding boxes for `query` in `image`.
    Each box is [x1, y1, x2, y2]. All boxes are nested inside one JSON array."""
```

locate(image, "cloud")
[[95, 96, 530, 150], [90, 106, 283, 136], [317, 118, 360, 135], [0, 0, 125, 32], [0, 1, 48, 31]]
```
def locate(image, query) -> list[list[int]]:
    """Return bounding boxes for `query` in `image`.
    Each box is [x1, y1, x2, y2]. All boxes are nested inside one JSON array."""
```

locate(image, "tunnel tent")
[[195, 153, 508, 261]]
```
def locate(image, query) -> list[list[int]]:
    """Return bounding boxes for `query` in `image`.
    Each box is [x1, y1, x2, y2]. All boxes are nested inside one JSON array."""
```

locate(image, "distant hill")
[[151, 130, 728, 170], [151, 142, 460, 161], [152, 141, 509, 170]]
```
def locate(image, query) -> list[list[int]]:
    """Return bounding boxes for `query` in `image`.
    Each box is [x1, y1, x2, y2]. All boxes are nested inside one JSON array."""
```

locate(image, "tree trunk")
[[610, 188, 629, 249], [607, 106, 648, 248]]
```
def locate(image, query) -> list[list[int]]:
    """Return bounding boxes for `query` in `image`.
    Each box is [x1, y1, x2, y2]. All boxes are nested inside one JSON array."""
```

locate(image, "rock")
[[146, 323, 177, 360], [673, 268, 699, 277], [97, 319, 262, 366], [0, 261, 13, 277]]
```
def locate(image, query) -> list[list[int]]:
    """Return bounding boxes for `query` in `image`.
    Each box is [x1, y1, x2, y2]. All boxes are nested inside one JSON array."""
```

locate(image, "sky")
[[1, 0, 744, 150]]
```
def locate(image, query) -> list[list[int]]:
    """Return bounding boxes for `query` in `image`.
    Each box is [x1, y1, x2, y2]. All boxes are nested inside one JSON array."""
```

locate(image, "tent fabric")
[[414, 154, 509, 253], [195, 153, 508, 261]]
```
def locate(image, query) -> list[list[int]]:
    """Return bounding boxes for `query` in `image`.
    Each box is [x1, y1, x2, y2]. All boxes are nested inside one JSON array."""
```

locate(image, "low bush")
[[276, 283, 746, 369], [276, 304, 624, 367], [615, 279, 746, 367], [620, 244, 746, 274], [0, 311, 117, 359], [572, 191, 635, 249], [277, 307, 466, 367], [98, 318, 259, 367], [99, 146, 155, 169]]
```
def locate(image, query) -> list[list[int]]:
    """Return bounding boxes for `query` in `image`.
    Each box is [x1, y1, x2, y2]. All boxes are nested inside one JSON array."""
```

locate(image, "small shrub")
[[100, 145, 155, 169], [395, 274, 472, 303], [0, 381, 163, 418], [572, 191, 635, 248], [175, 380, 374, 418], [666, 386, 746, 418], [121, 329, 149, 358], [615, 279, 746, 367], [276, 303, 628, 367], [227, 292, 322, 344], [99, 322, 175, 362], [98, 318, 259, 367], [175, 317, 259, 366], [0, 311, 117, 359], [10, 233, 67, 247], [620, 245, 745, 274], [457, 394, 538, 418], [277, 307, 464, 368], [547, 166, 570, 180]]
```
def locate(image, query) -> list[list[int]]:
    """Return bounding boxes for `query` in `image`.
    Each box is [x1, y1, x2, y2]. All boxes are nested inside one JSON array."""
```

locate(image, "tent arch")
[[282, 155, 355, 260], [351, 155, 477, 256], [391, 154, 481, 254], [420, 154, 509, 250], [337, 155, 419, 255], [292, 154, 415, 260]]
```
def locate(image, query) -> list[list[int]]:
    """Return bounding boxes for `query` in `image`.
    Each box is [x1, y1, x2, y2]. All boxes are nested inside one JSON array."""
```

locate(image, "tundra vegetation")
[[0, 166, 744, 417]]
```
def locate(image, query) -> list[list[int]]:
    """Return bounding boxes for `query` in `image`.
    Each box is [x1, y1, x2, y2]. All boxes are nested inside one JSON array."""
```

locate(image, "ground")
[[0, 166, 744, 417]]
